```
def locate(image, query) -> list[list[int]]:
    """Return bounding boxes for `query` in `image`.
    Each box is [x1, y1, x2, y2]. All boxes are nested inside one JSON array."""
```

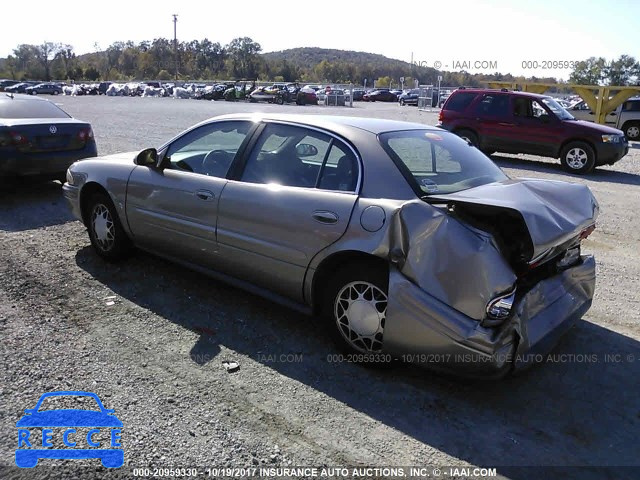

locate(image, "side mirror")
[[134, 148, 158, 167], [296, 143, 318, 157]]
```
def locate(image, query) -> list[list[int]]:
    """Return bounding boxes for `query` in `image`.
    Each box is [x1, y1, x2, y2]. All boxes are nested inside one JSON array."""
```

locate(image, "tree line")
[[0, 38, 638, 88]]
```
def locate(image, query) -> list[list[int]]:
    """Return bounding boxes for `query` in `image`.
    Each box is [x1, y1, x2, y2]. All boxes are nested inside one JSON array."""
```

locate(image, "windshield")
[[379, 130, 508, 196], [541, 97, 574, 120]]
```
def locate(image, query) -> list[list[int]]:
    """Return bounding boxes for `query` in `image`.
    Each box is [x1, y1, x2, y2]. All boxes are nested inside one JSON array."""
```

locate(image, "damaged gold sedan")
[[63, 114, 597, 377]]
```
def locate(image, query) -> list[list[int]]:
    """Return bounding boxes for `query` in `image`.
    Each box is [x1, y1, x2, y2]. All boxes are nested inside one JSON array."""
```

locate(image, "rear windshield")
[[443, 91, 476, 112], [379, 130, 507, 196], [0, 99, 70, 119]]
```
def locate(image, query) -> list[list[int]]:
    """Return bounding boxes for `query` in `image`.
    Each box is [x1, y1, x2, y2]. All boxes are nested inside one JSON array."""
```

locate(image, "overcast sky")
[[3, 0, 638, 79]]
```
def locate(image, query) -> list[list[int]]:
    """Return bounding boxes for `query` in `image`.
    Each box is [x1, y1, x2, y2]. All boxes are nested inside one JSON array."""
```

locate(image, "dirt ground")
[[1, 97, 639, 480]]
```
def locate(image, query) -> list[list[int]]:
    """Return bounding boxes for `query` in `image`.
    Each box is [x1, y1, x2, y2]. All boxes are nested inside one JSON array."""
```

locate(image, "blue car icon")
[[15, 391, 123, 468]]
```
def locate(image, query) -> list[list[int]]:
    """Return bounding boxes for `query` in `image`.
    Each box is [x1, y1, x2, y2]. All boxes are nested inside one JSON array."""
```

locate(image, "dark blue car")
[[25, 82, 63, 95], [398, 89, 420, 106], [15, 391, 123, 468], [1, 95, 97, 181]]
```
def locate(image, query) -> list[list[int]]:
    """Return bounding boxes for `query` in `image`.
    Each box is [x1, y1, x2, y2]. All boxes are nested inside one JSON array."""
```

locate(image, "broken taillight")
[[484, 289, 516, 326], [579, 224, 596, 240]]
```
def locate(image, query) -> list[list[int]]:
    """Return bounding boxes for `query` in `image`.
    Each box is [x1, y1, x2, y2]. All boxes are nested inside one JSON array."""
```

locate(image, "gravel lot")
[[1, 97, 639, 480]]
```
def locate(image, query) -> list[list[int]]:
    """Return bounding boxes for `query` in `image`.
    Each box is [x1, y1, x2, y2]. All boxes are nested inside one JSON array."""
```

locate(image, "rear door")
[[471, 92, 512, 150], [125, 120, 255, 267], [215, 122, 360, 302]]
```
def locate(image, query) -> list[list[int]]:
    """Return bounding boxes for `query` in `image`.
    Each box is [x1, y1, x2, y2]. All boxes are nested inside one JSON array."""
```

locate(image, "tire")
[[456, 129, 479, 147], [400, 99, 405, 106], [560, 141, 596, 174], [322, 262, 389, 360], [86, 192, 132, 261], [623, 121, 640, 141], [276, 96, 284, 105], [53, 90, 59, 95]]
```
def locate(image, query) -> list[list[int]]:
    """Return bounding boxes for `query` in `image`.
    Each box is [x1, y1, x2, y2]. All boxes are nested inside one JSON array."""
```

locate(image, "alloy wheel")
[[565, 147, 588, 169]]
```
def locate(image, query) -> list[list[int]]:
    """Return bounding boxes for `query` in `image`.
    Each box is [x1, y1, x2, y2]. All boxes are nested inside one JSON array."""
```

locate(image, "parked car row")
[[0, 89, 617, 378]]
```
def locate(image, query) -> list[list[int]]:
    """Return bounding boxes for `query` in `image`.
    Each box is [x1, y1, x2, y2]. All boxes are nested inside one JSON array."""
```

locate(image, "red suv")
[[439, 88, 629, 174]]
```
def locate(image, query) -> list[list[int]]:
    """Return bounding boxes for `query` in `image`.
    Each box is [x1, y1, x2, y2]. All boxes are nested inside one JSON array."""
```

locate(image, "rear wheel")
[[456, 129, 479, 147], [323, 262, 388, 360], [86, 192, 132, 261], [560, 141, 595, 174]]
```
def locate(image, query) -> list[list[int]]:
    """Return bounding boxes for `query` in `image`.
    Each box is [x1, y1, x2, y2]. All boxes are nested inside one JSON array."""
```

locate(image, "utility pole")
[[172, 14, 178, 82]]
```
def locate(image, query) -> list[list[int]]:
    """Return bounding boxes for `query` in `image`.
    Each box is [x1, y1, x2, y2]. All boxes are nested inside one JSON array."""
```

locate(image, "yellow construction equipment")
[[486, 81, 640, 124]]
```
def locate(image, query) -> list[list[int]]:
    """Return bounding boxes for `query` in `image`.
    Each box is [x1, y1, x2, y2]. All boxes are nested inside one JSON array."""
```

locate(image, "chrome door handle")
[[195, 189, 214, 200], [312, 210, 338, 224]]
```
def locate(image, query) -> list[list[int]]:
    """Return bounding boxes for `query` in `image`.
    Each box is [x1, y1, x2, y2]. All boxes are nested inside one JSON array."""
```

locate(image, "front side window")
[[164, 121, 251, 177], [379, 130, 507, 196], [241, 123, 358, 191], [540, 97, 573, 120]]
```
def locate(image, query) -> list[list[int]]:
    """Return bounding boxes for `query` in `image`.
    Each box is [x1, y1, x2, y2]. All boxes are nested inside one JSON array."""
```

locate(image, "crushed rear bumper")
[[384, 255, 596, 378]]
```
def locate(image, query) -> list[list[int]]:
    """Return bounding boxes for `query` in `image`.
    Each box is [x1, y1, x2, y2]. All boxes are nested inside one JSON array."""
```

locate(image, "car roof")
[[207, 113, 439, 135], [451, 88, 550, 100]]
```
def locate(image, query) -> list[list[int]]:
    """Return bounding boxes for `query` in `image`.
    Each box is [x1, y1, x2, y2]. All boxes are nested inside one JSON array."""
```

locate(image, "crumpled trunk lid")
[[427, 178, 599, 264]]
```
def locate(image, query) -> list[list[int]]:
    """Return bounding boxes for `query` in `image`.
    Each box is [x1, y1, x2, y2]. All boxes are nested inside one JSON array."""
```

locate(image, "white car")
[[566, 100, 618, 124]]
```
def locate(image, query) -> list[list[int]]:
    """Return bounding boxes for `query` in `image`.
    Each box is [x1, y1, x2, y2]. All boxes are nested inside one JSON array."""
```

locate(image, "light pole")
[[172, 14, 178, 82]]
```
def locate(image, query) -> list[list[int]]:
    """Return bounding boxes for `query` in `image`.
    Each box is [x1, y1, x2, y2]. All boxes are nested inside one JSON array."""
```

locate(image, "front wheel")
[[86, 192, 132, 261], [323, 263, 388, 358], [560, 141, 595, 174]]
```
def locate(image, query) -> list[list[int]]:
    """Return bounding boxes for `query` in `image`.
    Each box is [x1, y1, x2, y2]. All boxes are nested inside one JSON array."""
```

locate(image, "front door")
[[125, 120, 254, 267], [507, 97, 560, 156], [216, 122, 361, 302], [471, 92, 512, 151]]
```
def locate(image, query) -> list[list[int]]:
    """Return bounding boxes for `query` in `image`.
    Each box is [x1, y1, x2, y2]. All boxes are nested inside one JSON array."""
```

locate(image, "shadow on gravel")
[[76, 247, 640, 480], [491, 154, 640, 186], [0, 180, 75, 231]]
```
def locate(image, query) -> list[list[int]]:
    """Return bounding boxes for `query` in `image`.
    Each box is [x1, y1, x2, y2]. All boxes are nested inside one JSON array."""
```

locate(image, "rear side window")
[[443, 92, 476, 112], [0, 99, 70, 119], [622, 100, 640, 111], [240, 123, 358, 192], [473, 94, 510, 116]]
